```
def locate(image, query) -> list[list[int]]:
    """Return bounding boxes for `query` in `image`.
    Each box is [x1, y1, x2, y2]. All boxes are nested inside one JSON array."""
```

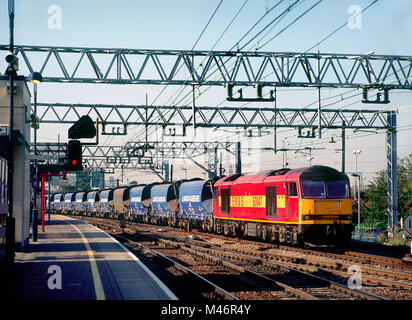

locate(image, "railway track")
[[99, 223, 304, 300], [111, 228, 382, 300], [274, 243, 411, 273], [187, 228, 411, 272], [227, 243, 412, 291], [147, 220, 412, 288], [111, 233, 239, 300], [112, 232, 306, 300], [73, 215, 411, 299], [180, 231, 412, 298], [158, 236, 385, 300], [85, 217, 387, 300]]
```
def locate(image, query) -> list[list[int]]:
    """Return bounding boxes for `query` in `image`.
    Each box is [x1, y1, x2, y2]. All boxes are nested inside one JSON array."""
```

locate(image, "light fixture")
[[28, 71, 42, 84]]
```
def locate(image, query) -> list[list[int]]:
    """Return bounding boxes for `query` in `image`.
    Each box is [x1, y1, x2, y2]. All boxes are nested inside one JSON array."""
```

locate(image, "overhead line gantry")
[[1, 45, 411, 89], [6, 44, 411, 231]]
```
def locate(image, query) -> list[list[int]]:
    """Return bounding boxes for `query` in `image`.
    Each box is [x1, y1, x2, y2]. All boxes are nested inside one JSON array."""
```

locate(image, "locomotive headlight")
[[302, 215, 314, 220]]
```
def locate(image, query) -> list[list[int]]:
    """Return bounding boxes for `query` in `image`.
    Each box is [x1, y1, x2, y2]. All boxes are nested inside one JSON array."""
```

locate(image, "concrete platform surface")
[[1, 214, 178, 300]]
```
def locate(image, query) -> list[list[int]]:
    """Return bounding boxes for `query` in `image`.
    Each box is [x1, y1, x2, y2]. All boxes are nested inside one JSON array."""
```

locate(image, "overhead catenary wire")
[[209, 0, 385, 145], [113, 0, 230, 154], [208, 0, 406, 172], [137, 0, 314, 148], [125, 0, 250, 146], [153, 1, 305, 115], [144, 0, 225, 108], [153, 0, 250, 108], [143, 1, 314, 178], [128, 1, 312, 179], [113, 0, 407, 182], [117, 0, 253, 180], [121, 0, 302, 171], [213, 0, 381, 113], [172, 0, 310, 108], [124, 2, 364, 178]]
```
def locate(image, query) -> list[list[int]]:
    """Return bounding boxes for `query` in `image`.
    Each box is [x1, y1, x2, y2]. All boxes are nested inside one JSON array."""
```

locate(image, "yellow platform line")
[[55, 216, 106, 300]]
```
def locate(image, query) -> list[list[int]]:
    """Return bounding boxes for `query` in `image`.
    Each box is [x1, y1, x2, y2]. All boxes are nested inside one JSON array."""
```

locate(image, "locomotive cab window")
[[326, 180, 350, 198], [265, 186, 277, 217], [287, 182, 298, 197], [301, 180, 326, 198], [221, 188, 230, 214]]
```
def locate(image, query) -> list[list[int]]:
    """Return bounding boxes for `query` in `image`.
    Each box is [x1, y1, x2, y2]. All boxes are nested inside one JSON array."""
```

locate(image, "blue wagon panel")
[[179, 180, 213, 219], [129, 186, 146, 215], [75, 192, 86, 211], [87, 191, 99, 212], [151, 184, 178, 217], [64, 193, 75, 211], [53, 194, 64, 210], [100, 189, 113, 213]]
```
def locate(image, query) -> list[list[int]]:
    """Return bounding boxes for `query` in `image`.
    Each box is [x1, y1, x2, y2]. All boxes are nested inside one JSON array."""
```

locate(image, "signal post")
[[405, 215, 412, 256], [36, 116, 94, 232], [40, 172, 66, 232]]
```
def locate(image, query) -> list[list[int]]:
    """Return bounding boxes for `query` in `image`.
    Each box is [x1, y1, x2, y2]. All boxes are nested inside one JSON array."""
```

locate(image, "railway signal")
[[67, 140, 83, 171], [68, 115, 96, 139], [405, 215, 412, 235], [405, 215, 412, 255]]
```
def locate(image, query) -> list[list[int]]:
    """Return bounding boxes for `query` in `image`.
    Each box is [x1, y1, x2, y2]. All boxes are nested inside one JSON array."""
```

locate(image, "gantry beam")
[[31, 141, 236, 169], [2, 45, 412, 89], [123, 141, 236, 158], [33, 102, 393, 130]]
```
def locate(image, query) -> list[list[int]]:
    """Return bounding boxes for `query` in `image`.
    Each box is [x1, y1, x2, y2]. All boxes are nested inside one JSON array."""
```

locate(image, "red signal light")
[[67, 139, 82, 171]]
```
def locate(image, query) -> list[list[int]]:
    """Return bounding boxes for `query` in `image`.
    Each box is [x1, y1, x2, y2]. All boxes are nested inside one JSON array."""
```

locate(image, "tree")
[[360, 154, 412, 229]]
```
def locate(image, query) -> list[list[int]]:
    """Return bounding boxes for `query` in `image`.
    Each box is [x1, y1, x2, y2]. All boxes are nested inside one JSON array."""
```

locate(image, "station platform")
[[2, 214, 177, 300]]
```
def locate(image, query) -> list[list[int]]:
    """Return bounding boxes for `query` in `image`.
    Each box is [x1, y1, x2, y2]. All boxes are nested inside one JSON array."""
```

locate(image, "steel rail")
[[111, 233, 239, 301]]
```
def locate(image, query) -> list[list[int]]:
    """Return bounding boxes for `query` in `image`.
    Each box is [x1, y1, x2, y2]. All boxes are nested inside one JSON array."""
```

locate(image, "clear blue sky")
[[0, 0, 411, 184], [1, 0, 411, 53]]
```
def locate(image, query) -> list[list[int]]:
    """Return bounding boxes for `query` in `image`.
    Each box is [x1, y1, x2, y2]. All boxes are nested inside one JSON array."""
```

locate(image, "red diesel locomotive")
[[51, 165, 353, 246], [212, 165, 353, 244]]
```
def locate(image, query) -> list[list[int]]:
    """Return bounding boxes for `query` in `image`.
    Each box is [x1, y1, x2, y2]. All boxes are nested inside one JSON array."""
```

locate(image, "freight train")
[[49, 165, 354, 245]]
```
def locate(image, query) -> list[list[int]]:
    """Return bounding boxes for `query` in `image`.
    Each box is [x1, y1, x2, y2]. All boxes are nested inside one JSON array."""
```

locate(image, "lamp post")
[[281, 137, 288, 168], [28, 71, 42, 241], [329, 121, 346, 173], [352, 150, 362, 237], [305, 156, 314, 166], [352, 150, 362, 174], [304, 147, 315, 166]]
